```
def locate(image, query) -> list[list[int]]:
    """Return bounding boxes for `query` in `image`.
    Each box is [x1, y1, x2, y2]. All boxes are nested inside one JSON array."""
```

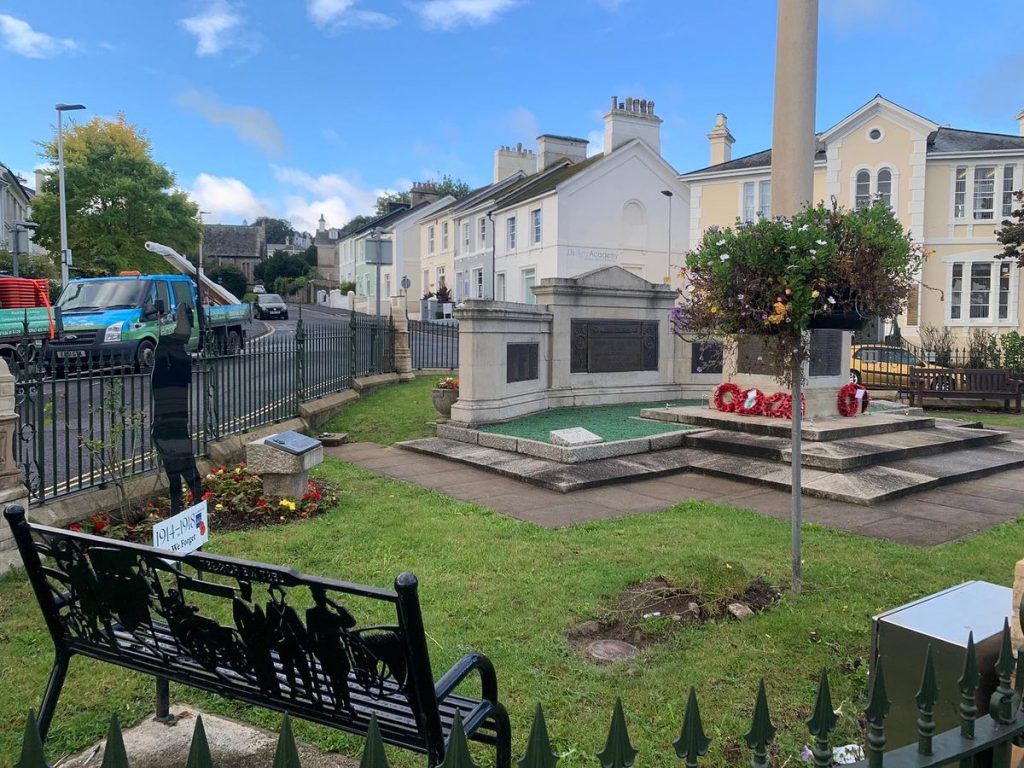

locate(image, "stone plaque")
[[736, 337, 774, 375], [506, 342, 539, 383], [550, 427, 603, 447], [809, 330, 843, 377], [570, 320, 658, 374]]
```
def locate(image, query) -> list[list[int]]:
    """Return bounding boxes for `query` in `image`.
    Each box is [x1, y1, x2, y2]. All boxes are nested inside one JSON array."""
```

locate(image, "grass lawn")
[[932, 409, 1024, 430], [479, 401, 700, 443], [4, 382, 1024, 767], [321, 374, 438, 444]]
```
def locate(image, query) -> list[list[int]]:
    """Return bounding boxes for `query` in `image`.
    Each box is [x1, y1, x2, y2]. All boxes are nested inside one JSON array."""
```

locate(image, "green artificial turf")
[[479, 401, 701, 443]]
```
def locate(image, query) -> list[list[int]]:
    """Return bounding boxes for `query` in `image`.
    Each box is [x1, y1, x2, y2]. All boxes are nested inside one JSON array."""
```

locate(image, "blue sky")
[[2, 0, 1021, 234]]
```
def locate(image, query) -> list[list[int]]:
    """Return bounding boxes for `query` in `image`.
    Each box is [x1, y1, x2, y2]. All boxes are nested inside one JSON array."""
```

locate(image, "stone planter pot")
[[431, 388, 459, 417]]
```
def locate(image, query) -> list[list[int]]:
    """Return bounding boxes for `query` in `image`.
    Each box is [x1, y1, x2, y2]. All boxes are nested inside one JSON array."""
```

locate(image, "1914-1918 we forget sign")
[[152, 500, 209, 555]]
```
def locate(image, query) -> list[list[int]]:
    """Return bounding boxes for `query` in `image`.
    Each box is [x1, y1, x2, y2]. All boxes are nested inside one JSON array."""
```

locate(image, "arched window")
[[855, 170, 871, 210], [877, 168, 892, 207]]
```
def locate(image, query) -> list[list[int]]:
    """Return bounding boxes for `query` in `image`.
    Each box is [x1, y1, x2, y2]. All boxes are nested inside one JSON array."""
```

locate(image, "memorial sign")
[[808, 330, 843, 377], [570, 319, 658, 373], [506, 342, 539, 383], [153, 500, 209, 556]]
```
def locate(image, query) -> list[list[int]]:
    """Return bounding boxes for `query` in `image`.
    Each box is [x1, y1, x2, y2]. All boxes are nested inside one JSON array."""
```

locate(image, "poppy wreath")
[[713, 382, 742, 413], [837, 382, 870, 417], [735, 387, 766, 416], [762, 392, 789, 418], [776, 393, 806, 420]]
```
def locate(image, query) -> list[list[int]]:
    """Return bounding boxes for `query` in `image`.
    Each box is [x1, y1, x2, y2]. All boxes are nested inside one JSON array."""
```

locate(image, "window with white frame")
[[456, 271, 465, 300], [428, 225, 435, 253], [521, 268, 535, 304], [436, 265, 445, 292], [423, 269, 429, 293], [479, 217, 487, 247], [506, 216, 517, 250], [442, 221, 449, 249], [954, 167, 968, 218], [473, 268, 484, 298], [855, 170, 871, 209], [495, 272, 506, 301], [853, 167, 895, 210], [1003, 165, 1016, 218], [463, 222, 471, 250], [531, 208, 542, 244], [973, 166, 996, 220], [953, 164, 1016, 221], [949, 259, 1014, 323], [742, 181, 770, 221], [876, 169, 892, 207]]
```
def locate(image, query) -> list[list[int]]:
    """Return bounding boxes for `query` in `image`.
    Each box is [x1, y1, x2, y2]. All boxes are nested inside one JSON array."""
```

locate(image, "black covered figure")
[[152, 306, 201, 513]]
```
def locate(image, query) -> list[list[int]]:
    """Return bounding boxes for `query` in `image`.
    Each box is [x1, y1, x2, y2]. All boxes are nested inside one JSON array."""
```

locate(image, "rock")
[[586, 639, 639, 663], [318, 432, 348, 447], [727, 602, 754, 620], [568, 620, 602, 638], [686, 601, 701, 618]]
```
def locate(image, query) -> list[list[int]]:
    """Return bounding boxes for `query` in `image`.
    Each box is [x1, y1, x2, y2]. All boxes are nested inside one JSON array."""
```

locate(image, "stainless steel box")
[[871, 581, 1012, 750]]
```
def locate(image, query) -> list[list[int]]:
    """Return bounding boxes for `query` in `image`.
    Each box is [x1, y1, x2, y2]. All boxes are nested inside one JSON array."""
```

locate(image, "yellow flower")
[[710, 306, 718, 314], [215, 503, 224, 511], [811, 290, 820, 298], [278, 499, 297, 511]]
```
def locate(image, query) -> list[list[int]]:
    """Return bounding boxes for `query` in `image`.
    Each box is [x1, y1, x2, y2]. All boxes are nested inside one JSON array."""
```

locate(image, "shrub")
[[1000, 331, 1024, 376], [919, 324, 956, 366]]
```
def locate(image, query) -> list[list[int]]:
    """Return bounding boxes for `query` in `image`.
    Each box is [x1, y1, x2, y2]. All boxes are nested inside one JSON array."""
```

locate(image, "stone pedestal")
[[391, 297, 415, 382], [245, 436, 324, 501], [1013, 558, 1024, 652], [721, 330, 852, 420]]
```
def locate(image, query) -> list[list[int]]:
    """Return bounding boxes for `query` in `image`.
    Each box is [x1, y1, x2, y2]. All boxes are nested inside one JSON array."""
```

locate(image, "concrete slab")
[[550, 427, 604, 446]]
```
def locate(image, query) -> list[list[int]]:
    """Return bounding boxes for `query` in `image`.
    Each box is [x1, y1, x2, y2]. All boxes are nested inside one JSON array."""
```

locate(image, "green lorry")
[[45, 273, 251, 371]]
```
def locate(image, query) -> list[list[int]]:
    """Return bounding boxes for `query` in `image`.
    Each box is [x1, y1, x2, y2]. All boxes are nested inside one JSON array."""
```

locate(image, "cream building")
[[0, 163, 35, 256], [683, 96, 1024, 344]]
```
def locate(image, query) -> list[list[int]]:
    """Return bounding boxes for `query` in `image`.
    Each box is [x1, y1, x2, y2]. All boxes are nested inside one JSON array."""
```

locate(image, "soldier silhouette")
[[306, 586, 358, 709], [151, 303, 201, 514]]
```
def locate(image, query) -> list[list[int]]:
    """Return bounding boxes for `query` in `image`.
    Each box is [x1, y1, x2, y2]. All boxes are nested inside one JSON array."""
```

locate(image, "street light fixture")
[[56, 103, 86, 288], [9, 220, 37, 278], [660, 190, 673, 285]]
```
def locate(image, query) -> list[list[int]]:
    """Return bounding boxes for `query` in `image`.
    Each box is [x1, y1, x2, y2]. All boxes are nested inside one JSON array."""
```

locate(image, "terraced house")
[[683, 96, 1024, 345]]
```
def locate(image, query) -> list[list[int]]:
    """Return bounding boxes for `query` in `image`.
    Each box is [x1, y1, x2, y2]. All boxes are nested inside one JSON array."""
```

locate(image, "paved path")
[[327, 442, 1024, 546]]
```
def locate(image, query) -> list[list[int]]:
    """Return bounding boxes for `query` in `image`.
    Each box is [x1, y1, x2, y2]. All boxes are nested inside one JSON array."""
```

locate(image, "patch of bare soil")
[[567, 576, 780, 658]]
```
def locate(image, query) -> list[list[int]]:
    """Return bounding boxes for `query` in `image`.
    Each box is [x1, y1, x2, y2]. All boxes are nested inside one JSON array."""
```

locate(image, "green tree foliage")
[[273, 275, 307, 297], [255, 250, 312, 287], [32, 115, 200, 276], [339, 214, 376, 238], [252, 216, 295, 245], [375, 191, 409, 216], [303, 243, 318, 267], [0, 249, 59, 280], [207, 264, 247, 298], [996, 189, 1024, 268], [434, 174, 471, 200], [339, 280, 356, 294]]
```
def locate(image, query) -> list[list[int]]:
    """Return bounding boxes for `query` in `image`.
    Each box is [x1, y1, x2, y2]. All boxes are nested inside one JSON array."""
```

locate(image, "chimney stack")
[[707, 113, 735, 166], [536, 135, 588, 170], [409, 181, 440, 207], [34, 169, 46, 194], [493, 142, 536, 182], [1017, 108, 1024, 137], [603, 94, 663, 155]]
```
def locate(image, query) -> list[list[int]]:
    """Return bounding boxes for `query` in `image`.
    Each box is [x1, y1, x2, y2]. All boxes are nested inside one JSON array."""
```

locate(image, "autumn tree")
[[32, 115, 200, 276]]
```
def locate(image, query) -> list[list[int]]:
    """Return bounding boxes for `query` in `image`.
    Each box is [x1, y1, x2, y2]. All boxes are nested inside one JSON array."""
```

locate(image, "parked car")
[[253, 293, 288, 320], [850, 344, 950, 390]]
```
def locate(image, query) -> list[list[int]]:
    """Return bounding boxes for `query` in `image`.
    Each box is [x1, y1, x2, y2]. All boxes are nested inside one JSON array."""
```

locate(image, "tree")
[[339, 280, 356, 294], [434, 174, 471, 200], [302, 244, 318, 267], [375, 191, 409, 216], [252, 217, 295, 245], [997, 189, 1024, 268], [0, 249, 59, 281], [207, 264, 247, 299], [339, 214, 375, 238], [32, 115, 200, 276], [255, 250, 312, 287]]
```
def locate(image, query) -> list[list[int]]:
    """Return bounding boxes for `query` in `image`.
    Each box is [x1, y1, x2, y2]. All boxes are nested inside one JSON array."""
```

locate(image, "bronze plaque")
[[570, 320, 658, 373], [507, 343, 539, 383], [736, 336, 774, 375], [691, 342, 723, 374], [809, 330, 843, 377]]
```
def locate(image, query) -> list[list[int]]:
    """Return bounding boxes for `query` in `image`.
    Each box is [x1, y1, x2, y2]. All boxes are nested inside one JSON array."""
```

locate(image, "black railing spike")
[[864, 661, 890, 768], [17, 710, 49, 768], [959, 632, 979, 740], [273, 713, 302, 768], [673, 687, 711, 768], [598, 698, 638, 768], [100, 713, 130, 768], [185, 714, 215, 768], [360, 714, 391, 768], [915, 645, 938, 756], [806, 669, 837, 768], [518, 704, 559, 768], [744, 679, 777, 768], [440, 712, 478, 768], [991, 618, 1015, 724]]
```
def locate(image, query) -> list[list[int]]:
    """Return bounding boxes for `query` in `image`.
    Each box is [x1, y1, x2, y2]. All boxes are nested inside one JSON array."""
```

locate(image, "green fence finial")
[[518, 704, 558, 768], [598, 698, 638, 768], [360, 714, 391, 768], [16, 710, 49, 768], [915, 645, 938, 756], [806, 669, 837, 768], [440, 712, 478, 768], [186, 715, 215, 768], [991, 618, 1015, 724], [100, 713, 131, 768], [864, 661, 890, 768], [673, 687, 710, 768], [959, 632, 979, 740], [744, 680, 777, 768], [273, 714, 302, 768]]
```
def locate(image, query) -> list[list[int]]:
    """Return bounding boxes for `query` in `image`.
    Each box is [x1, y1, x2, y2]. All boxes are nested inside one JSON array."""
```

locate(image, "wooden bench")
[[908, 366, 1023, 413], [4, 506, 510, 768]]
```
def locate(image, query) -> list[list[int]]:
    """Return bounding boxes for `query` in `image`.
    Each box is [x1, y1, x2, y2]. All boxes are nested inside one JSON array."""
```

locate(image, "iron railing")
[[9, 311, 395, 504], [14, 617, 1024, 768], [410, 318, 458, 370]]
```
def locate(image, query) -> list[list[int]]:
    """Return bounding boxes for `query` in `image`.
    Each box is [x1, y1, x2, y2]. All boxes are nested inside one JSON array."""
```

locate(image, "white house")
[[379, 191, 455, 310], [0, 163, 35, 257]]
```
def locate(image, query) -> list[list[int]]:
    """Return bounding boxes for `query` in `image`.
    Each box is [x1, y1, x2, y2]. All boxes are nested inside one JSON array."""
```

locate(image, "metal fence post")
[[296, 309, 306, 403]]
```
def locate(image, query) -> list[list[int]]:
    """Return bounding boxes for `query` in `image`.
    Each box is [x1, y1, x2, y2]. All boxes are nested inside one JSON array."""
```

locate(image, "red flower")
[[70, 522, 83, 532], [256, 498, 267, 508], [202, 491, 214, 501]]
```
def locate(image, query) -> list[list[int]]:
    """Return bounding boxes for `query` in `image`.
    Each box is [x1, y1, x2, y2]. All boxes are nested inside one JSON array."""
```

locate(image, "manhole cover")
[[586, 639, 638, 662]]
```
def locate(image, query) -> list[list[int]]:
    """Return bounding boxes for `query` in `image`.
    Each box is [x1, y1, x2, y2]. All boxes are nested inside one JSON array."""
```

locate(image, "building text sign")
[[153, 500, 209, 555]]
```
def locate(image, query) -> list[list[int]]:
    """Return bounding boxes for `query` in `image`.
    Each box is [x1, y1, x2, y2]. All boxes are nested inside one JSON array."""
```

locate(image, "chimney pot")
[[707, 112, 736, 165], [1017, 108, 1024, 137], [611, 95, 618, 111]]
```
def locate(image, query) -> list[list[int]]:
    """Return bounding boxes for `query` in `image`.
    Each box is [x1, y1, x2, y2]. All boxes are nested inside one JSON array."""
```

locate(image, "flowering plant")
[[672, 200, 925, 383], [435, 376, 460, 390]]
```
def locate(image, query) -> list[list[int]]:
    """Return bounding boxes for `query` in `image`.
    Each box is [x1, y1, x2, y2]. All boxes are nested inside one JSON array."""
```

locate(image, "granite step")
[[687, 424, 1009, 471], [641, 405, 936, 441], [687, 441, 1024, 505]]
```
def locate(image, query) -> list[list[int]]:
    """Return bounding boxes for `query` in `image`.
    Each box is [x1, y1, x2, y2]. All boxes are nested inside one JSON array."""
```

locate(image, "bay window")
[[953, 164, 1020, 221]]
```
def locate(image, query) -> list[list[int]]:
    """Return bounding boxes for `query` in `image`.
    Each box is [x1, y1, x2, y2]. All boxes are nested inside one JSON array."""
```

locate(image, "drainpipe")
[[487, 210, 496, 300]]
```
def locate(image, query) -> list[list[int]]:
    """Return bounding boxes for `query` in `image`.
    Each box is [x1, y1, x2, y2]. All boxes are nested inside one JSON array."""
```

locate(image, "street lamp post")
[[56, 103, 86, 288], [660, 190, 673, 285], [10, 220, 38, 278]]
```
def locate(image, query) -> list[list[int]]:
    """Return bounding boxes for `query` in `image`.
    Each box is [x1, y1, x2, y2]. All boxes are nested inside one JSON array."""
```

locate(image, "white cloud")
[[586, 129, 603, 157], [180, 2, 243, 56], [826, 0, 911, 31], [321, 127, 340, 142], [177, 89, 286, 156], [415, 0, 519, 30], [273, 165, 399, 233], [0, 14, 76, 58], [497, 106, 539, 142], [307, 0, 397, 30], [189, 174, 271, 223]]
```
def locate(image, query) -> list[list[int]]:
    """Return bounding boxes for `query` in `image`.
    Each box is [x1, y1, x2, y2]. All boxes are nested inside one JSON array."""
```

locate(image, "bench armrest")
[[435, 652, 498, 703]]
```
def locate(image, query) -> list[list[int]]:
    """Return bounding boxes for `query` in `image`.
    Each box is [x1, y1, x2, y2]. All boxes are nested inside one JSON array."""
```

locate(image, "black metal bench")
[[4, 506, 510, 768], [909, 366, 1023, 413]]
